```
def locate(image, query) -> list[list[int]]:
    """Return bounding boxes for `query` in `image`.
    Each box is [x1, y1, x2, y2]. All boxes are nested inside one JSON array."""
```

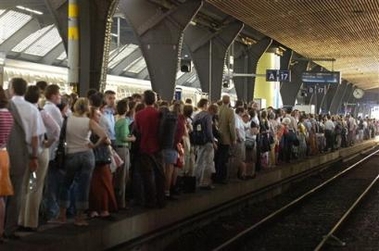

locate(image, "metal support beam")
[[321, 84, 337, 114], [185, 21, 244, 101], [119, 0, 203, 100], [46, 0, 116, 95], [329, 80, 348, 114], [340, 83, 353, 114], [45, 0, 68, 50], [233, 37, 272, 102], [281, 60, 309, 106]]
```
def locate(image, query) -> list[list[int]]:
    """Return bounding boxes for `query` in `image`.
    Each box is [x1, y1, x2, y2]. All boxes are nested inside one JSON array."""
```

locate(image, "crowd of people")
[[0, 77, 378, 243]]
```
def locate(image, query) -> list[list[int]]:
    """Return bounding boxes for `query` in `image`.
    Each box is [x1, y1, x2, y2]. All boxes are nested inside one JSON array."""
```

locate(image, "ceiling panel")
[[208, 0, 379, 90]]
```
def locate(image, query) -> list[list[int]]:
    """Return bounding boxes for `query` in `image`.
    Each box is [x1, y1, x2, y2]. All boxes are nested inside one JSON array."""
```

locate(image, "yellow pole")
[[255, 52, 280, 108], [68, 0, 79, 93]]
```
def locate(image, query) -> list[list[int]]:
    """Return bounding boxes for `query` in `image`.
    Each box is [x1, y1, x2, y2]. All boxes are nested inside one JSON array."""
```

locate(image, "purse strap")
[[59, 116, 68, 143], [8, 100, 28, 147]]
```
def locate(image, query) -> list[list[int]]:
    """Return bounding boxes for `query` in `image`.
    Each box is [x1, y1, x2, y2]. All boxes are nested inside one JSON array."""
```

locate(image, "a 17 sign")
[[266, 69, 291, 82]]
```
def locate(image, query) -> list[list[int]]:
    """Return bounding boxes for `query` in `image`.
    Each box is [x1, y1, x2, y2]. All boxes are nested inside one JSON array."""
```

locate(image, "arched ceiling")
[[207, 0, 379, 92], [2, 0, 379, 94]]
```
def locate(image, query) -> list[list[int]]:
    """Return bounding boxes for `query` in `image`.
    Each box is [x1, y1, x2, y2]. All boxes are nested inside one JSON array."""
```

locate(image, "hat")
[[282, 117, 291, 125]]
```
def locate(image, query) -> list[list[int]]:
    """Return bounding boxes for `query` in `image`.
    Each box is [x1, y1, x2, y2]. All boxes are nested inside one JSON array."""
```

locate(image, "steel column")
[[184, 21, 244, 101], [329, 80, 348, 114], [281, 60, 309, 106], [119, 0, 203, 100], [233, 37, 272, 102]]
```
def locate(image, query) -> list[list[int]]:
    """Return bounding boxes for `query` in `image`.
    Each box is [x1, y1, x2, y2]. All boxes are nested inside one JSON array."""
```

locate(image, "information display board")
[[302, 71, 340, 84]]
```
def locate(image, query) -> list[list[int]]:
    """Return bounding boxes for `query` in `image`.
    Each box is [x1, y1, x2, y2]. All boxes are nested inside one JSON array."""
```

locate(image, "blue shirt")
[[100, 107, 116, 140]]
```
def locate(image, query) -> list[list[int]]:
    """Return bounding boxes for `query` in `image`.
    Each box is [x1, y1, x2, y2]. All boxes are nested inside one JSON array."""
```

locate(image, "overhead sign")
[[302, 71, 340, 84], [308, 86, 326, 94], [266, 69, 291, 82]]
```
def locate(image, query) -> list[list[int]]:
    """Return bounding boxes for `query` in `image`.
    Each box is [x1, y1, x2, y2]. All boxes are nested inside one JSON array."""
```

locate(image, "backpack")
[[158, 109, 178, 149], [189, 116, 208, 145]]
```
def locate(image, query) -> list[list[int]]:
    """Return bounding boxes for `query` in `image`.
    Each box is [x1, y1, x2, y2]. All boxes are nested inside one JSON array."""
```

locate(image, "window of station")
[[24, 27, 61, 56], [124, 57, 146, 74], [108, 44, 139, 69], [12, 25, 54, 53], [0, 10, 32, 44]]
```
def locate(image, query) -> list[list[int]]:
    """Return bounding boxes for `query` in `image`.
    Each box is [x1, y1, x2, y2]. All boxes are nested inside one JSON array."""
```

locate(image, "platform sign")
[[266, 69, 291, 82], [308, 86, 326, 94], [302, 71, 340, 84]]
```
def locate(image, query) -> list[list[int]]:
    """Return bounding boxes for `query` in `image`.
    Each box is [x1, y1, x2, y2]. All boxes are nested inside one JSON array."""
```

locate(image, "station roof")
[[208, 0, 379, 92], [1, 0, 379, 93]]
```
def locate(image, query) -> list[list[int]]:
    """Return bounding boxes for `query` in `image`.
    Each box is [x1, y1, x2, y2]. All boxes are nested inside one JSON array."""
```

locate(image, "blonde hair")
[[74, 97, 90, 115]]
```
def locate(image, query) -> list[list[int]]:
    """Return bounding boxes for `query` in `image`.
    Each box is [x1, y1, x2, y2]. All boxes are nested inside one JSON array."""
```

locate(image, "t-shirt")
[[0, 109, 13, 148], [134, 106, 160, 154], [115, 117, 131, 147]]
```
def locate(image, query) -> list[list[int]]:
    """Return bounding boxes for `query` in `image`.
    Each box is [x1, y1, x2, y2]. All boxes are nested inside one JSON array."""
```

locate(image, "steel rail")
[[314, 172, 379, 251], [212, 149, 379, 251]]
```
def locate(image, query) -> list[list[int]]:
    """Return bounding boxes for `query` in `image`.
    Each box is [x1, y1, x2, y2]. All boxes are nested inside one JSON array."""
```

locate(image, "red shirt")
[[135, 106, 160, 154], [0, 109, 14, 148]]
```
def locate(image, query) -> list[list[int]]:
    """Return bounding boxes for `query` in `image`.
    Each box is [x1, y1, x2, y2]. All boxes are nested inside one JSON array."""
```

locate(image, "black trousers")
[[214, 144, 230, 182]]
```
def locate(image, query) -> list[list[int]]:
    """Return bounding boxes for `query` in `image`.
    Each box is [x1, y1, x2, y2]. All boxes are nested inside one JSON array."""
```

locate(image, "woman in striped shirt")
[[0, 86, 14, 243]]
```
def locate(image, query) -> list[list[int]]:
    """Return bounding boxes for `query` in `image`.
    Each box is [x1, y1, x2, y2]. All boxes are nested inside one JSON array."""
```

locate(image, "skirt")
[[0, 150, 14, 196]]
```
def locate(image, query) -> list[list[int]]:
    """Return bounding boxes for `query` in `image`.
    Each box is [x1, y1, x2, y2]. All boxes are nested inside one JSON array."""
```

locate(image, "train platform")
[[2, 138, 379, 251]]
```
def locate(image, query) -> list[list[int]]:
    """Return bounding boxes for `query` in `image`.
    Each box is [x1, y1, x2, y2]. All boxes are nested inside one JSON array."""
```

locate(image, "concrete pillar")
[[184, 21, 244, 101], [281, 60, 309, 106], [255, 52, 280, 107], [67, 0, 79, 91], [329, 80, 348, 115], [233, 37, 272, 102], [119, 0, 203, 100]]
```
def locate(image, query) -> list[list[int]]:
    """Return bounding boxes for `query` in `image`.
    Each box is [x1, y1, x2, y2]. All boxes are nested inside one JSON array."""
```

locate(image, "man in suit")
[[214, 95, 236, 184]]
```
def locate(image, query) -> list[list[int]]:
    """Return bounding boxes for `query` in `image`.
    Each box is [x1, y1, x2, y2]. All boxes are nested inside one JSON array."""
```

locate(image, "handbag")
[[93, 144, 112, 165], [245, 137, 255, 149], [55, 117, 68, 169], [109, 146, 124, 173], [175, 143, 185, 168]]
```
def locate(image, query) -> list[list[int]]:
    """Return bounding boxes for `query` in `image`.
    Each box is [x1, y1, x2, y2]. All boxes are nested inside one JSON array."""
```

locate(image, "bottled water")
[[29, 171, 37, 192]]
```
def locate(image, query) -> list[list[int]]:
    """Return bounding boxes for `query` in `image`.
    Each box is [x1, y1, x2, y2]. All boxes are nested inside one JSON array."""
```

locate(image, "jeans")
[[42, 161, 65, 220], [59, 150, 95, 210]]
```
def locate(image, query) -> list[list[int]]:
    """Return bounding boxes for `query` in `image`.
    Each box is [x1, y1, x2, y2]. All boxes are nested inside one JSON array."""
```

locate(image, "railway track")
[[212, 148, 379, 251], [111, 144, 379, 251]]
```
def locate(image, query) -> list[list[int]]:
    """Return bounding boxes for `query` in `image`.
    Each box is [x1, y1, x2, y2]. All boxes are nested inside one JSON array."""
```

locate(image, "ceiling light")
[[16, 5, 43, 15]]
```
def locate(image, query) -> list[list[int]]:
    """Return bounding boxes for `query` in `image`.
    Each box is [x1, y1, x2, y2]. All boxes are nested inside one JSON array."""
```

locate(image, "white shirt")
[[44, 100, 63, 127], [12, 96, 46, 154], [235, 114, 246, 141], [44, 100, 64, 160], [66, 115, 91, 154], [324, 119, 335, 131]]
